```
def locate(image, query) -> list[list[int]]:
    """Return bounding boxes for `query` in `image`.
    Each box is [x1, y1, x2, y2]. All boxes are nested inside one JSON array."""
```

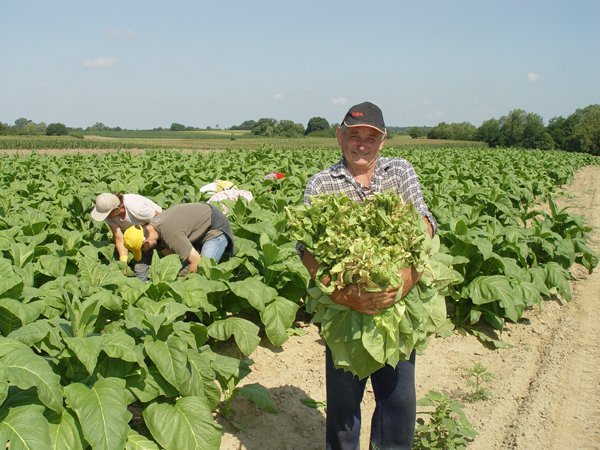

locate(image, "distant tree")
[[521, 113, 552, 149], [547, 116, 576, 151], [427, 122, 476, 141], [251, 118, 278, 136], [475, 119, 502, 147], [305, 117, 330, 135], [46, 123, 68, 136], [572, 104, 600, 155], [276, 120, 305, 137], [14, 117, 30, 129], [170, 122, 186, 131], [499, 109, 527, 147], [538, 133, 556, 150], [498, 109, 550, 149], [547, 105, 600, 153], [427, 122, 452, 139], [231, 120, 257, 131], [497, 110, 523, 146], [452, 122, 477, 140], [18, 121, 46, 135], [0, 122, 8, 135], [407, 127, 426, 138], [86, 122, 110, 132]]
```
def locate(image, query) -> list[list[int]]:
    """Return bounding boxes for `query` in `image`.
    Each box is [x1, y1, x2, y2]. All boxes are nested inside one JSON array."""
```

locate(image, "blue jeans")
[[196, 233, 228, 261], [325, 347, 416, 450]]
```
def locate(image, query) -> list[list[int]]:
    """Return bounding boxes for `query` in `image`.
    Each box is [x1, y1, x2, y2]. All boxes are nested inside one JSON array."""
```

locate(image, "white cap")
[[91, 193, 120, 221]]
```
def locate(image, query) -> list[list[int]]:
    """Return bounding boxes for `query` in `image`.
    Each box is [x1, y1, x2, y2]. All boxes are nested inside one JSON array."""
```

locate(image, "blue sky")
[[1, 0, 599, 129]]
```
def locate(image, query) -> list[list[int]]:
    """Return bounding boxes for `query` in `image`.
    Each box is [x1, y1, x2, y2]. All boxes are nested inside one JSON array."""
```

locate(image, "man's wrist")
[[119, 254, 128, 263]]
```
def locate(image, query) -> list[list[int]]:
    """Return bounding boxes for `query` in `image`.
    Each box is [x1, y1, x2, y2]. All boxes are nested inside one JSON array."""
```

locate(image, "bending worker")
[[123, 202, 235, 278]]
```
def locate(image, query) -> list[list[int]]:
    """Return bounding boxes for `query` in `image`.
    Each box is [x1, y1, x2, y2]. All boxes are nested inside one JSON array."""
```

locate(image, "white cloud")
[[421, 99, 432, 107], [82, 57, 117, 68], [305, 85, 314, 92], [273, 93, 285, 100], [331, 97, 348, 106], [527, 72, 541, 82]]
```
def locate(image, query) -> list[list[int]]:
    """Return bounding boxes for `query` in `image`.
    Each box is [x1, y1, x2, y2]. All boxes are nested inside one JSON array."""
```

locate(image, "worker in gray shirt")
[[123, 203, 235, 278]]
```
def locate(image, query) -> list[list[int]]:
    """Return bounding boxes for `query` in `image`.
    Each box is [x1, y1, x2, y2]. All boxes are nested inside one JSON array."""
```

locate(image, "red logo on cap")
[[351, 111, 364, 117]]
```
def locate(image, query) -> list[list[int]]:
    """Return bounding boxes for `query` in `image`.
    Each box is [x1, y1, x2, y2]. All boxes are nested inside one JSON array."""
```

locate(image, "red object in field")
[[265, 172, 286, 180]]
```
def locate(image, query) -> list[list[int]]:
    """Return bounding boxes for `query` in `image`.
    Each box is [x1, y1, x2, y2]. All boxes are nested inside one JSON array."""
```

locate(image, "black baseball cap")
[[342, 101, 386, 134]]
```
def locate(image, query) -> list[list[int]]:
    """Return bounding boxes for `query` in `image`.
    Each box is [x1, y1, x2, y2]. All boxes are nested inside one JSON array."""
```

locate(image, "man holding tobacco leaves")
[[299, 101, 436, 450]]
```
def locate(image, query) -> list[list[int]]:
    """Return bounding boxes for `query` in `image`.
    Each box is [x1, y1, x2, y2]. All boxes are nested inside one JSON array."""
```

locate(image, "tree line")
[[1, 104, 598, 154], [407, 104, 599, 155]]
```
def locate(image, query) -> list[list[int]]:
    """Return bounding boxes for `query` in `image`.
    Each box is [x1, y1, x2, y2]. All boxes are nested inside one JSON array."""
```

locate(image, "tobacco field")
[[0, 146, 598, 449]]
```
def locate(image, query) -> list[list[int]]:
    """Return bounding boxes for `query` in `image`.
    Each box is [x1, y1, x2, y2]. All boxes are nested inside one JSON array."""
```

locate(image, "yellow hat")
[[123, 225, 144, 261]]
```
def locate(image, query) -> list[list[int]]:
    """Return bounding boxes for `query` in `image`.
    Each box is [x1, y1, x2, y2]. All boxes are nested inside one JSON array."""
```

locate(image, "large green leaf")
[[465, 275, 514, 306], [148, 253, 181, 283], [143, 336, 188, 390], [9, 242, 36, 268], [260, 296, 299, 346], [64, 335, 104, 375], [64, 377, 132, 450], [0, 343, 63, 413], [173, 322, 208, 349], [143, 396, 221, 450], [101, 331, 140, 363], [0, 298, 26, 335], [180, 350, 221, 410], [227, 277, 278, 311], [327, 339, 380, 379], [78, 258, 123, 290], [38, 254, 67, 278], [47, 408, 84, 450], [169, 276, 216, 312], [127, 366, 174, 403], [0, 404, 51, 450], [471, 237, 494, 260], [544, 262, 572, 301], [207, 318, 260, 356], [125, 429, 160, 450], [0, 275, 23, 299], [260, 240, 281, 267]]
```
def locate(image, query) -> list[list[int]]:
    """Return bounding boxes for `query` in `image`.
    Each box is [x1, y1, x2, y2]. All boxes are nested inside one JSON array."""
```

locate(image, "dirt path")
[[219, 165, 600, 450]]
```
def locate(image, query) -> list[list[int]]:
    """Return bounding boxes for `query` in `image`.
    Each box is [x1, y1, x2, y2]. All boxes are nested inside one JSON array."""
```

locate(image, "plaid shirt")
[[304, 156, 437, 233]]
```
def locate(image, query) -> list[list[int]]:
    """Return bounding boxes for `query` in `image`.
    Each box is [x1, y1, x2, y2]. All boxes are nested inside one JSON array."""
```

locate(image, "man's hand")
[[185, 248, 201, 274], [398, 265, 421, 297], [331, 284, 397, 315], [329, 266, 422, 315], [178, 266, 190, 278], [118, 254, 129, 275]]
